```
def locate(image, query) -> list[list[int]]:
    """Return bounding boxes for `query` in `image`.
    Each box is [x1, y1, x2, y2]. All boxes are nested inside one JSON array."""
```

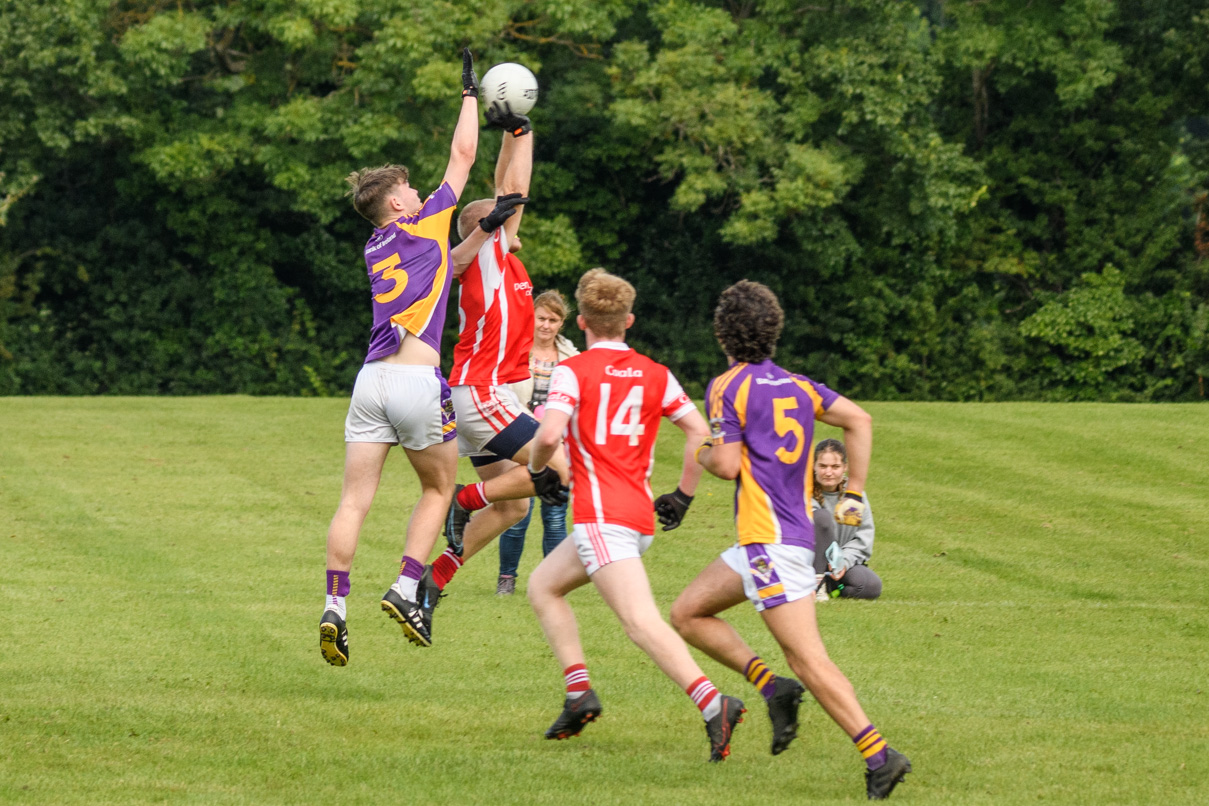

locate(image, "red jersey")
[[546, 342, 696, 534], [449, 229, 534, 387]]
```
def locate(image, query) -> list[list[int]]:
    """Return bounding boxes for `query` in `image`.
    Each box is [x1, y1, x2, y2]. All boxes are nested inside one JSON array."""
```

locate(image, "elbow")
[[536, 428, 561, 453], [715, 459, 740, 481], [451, 135, 477, 165], [849, 407, 872, 434]]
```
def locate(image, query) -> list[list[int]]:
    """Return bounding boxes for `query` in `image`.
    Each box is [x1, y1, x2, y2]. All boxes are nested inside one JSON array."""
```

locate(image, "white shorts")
[[451, 384, 539, 463], [573, 523, 654, 576], [344, 363, 456, 450], [720, 542, 817, 612]]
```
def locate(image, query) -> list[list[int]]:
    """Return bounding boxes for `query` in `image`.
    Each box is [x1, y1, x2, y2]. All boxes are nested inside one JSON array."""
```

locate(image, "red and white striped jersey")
[[449, 229, 534, 387], [546, 342, 696, 534]]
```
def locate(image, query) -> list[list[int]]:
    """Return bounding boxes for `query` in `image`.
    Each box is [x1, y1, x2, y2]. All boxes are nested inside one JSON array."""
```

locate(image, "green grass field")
[[2, 398, 1207, 804]]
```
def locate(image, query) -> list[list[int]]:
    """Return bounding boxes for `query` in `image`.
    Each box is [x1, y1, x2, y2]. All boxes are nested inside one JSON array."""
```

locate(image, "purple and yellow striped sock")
[[743, 656, 779, 702], [854, 724, 888, 770], [326, 569, 350, 598]]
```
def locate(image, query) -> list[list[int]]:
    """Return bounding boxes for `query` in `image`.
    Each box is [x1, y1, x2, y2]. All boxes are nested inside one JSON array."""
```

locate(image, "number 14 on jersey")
[[594, 383, 645, 446]]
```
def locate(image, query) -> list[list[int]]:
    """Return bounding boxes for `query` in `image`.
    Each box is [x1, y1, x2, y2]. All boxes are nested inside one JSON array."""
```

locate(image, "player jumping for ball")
[[525, 268, 746, 762], [319, 50, 527, 663], [669, 281, 912, 798], [420, 99, 573, 606]]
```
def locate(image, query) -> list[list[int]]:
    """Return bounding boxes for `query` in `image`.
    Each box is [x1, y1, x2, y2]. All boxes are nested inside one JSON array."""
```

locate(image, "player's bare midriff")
[[379, 330, 440, 367]]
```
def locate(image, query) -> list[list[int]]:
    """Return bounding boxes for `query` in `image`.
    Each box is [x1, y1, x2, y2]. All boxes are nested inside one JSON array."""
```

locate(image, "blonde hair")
[[533, 289, 570, 323], [575, 268, 634, 339], [345, 164, 409, 225], [456, 198, 496, 239]]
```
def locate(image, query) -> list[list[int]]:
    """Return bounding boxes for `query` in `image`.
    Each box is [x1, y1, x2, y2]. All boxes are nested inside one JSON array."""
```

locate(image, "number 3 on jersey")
[[372, 253, 408, 304], [595, 383, 645, 446]]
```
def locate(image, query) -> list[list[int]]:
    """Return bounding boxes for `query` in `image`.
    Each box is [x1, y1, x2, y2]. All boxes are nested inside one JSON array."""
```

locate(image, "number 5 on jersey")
[[773, 397, 804, 464], [595, 383, 645, 446]]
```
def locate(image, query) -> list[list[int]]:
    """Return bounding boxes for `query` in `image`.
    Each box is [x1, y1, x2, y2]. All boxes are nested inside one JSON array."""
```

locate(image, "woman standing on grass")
[[495, 290, 579, 595], [812, 439, 883, 600]]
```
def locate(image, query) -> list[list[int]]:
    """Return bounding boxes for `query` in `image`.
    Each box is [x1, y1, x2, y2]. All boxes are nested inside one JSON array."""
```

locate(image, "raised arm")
[[440, 49, 481, 199], [485, 103, 533, 240], [450, 227, 490, 276], [449, 193, 529, 276]]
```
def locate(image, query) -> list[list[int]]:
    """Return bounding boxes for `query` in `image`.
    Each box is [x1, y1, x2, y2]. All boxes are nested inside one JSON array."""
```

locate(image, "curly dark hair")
[[712, 280, 783, 363]]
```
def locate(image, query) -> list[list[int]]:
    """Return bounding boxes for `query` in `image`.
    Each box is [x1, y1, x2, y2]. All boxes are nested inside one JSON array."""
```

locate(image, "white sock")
[[394, 576, 419, 601], [701, 697, 722, 722], [326, 595, 347, 620]]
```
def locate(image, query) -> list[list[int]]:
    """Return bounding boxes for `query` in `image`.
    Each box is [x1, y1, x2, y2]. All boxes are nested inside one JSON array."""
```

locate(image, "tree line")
[[2, 0, 1207, 400]]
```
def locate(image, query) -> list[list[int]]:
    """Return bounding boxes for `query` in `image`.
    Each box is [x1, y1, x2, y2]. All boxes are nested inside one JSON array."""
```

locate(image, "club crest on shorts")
[[752, 554, 775, 585]]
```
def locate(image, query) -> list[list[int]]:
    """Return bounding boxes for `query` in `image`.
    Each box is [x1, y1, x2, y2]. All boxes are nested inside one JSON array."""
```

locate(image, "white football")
[[480, 63, 539, 115]]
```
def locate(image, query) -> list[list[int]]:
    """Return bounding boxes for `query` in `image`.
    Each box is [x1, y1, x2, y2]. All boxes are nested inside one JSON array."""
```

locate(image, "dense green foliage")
[[1, 0, 1207, 399]]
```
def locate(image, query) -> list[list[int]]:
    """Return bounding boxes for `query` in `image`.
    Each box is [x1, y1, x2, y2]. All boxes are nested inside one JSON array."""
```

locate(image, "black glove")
[[653, 488, 693, 532], [484, 100, 532, 136], [479, 193, 530, 233], [529, 465, 569, 506], [461, 48, 478, 98]]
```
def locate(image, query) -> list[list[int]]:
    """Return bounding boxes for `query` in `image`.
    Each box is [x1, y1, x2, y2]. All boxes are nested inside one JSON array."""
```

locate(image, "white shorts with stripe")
[[450, 384, 537, 460], [572, 523, 654, 576], [344, 363, 456, 450], [720, 542, 817, 612]]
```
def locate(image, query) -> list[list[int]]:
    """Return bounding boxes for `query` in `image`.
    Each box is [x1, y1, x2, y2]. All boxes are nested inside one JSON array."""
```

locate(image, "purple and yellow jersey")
[[706, 359, 840, 550], [363, 182, 457, 362]]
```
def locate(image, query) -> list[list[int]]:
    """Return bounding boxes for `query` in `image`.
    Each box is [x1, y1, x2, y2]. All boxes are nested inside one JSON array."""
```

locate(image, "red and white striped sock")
[[564, 663, 591, 700], [686, 676, 721, 721], [456, 482, 489, 511], [430, 548, 464, 590]]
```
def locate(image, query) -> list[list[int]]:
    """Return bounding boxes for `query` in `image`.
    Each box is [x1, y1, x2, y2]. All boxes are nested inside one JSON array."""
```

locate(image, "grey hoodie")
[[812, 490, 875, 571]]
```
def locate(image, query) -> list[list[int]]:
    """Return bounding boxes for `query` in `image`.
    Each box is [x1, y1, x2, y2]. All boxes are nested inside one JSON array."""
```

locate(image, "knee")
[[335, 490, 373, 518], [619, 617, 653, 646], [858, 575, 883, 600], [526, 571, 549, 606], [494, 498, 530, 525], [668, 598, 693, 637], [843, 568, 882, 600]]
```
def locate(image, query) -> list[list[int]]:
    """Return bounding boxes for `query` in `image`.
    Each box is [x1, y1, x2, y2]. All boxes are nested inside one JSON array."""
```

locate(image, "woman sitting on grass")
[[812, 439, 882, 600]]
